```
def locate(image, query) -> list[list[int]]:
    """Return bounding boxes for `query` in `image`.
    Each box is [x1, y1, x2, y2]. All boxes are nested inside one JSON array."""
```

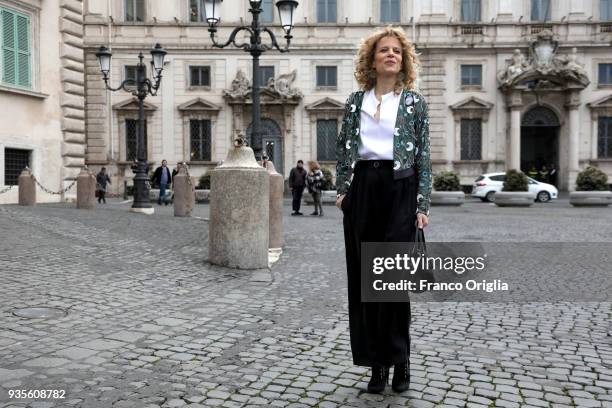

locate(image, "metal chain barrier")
[[0, 184, 14, 194], [32, 174, 77, 195]]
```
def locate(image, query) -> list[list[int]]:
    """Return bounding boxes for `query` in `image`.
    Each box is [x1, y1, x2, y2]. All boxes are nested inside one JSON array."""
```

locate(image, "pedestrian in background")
[[549, 163, 558, 187], [288, 160, 306, 216], [306, 160, 324, 216], [96, 167, 111, 204], [336, 26, 431, 394], [539, 165, 550, 184], [152, 159, 172, 205]]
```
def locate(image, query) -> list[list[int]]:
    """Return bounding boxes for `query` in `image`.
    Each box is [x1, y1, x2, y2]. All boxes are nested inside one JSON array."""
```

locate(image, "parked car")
[[472, 172, 558, 203]]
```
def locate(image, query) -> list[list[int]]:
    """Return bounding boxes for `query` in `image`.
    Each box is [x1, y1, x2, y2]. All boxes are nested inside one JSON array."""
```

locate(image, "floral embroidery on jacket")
[[335, 88, 432, 216]]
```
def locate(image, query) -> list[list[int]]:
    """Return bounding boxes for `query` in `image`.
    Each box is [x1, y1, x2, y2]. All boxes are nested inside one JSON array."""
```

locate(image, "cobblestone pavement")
[[0, 198, 611, 408]]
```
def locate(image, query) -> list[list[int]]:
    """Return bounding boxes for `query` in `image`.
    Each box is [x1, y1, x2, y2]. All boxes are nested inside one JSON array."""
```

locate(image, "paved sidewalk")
[[0, 200, 611, 408]]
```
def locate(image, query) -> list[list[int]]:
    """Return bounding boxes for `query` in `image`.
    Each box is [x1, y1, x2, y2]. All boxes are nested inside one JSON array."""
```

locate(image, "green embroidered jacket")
[[335, 88, 432, 216]]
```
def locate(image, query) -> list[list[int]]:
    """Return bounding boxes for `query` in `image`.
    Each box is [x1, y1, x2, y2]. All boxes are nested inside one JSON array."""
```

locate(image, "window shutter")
[[2, 9, 16, 85], [16, 14, 30, 87]]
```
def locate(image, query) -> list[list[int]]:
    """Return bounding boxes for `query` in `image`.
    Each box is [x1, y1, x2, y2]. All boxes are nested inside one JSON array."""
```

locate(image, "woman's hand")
[[335, 194, 346, 209], [416, 213, 429, 229]]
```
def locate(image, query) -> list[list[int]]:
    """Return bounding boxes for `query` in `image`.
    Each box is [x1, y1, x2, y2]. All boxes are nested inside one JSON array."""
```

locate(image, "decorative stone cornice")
[[304, 97, 345, 112], [450, 96, 493, 122], [112, 98, 158, 112], [177, 97, 221, 113]]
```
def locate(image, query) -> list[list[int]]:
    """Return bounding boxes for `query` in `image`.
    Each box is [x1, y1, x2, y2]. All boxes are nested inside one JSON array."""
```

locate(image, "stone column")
[[18, 168, 36, 206], [566, 91, 581, 191], [508, 91, 523, 171], [173, 165, 195, 217], [209, 143, 269, 269], [76, 167, 96, 209], [265, 160, 284, 249]]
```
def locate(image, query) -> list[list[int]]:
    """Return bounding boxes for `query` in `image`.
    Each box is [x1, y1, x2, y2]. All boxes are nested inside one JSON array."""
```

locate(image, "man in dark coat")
[[151, 159, 172, 205], [288, 160, 306, 216]]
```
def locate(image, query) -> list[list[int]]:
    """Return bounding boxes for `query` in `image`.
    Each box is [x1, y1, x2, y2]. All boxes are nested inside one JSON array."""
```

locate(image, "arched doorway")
[[521, 106, 560, 184], [246, 118, 283, 174]]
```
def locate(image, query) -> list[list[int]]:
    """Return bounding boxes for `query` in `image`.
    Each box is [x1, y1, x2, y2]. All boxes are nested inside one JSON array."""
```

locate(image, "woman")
[[335, 26, 431, 394], [96, 167, 111, 204], [306, 160, 325, 216]]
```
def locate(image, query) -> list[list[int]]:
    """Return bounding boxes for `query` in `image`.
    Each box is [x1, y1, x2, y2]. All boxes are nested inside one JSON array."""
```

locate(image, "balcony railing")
[[530, 24, 553, 34], [461, 25, 484, 35], [600, 23, 612, 33]]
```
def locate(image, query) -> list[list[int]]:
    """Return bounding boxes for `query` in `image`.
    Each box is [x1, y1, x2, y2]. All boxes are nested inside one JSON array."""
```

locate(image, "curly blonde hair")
[[354, 26, 420, 92]]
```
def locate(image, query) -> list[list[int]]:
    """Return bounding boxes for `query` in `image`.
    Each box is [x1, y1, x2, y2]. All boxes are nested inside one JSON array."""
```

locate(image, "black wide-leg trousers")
[[341, 160, 416, 367]]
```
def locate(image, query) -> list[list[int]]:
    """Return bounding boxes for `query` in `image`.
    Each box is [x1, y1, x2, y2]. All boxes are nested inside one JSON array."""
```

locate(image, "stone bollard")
[[209, 144, 269, 269], [173, 165, 195, 217], [76, 167, 96, 209], [18, 167, 36, 206], [265, 161, 284, 249]]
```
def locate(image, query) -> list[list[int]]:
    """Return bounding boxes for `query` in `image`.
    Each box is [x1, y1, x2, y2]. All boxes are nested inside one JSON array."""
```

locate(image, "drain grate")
[[12, 307, 67, 319]]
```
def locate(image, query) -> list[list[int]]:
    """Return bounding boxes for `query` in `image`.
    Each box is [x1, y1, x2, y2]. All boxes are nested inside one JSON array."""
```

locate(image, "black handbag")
[[409, 228, 436, 293]]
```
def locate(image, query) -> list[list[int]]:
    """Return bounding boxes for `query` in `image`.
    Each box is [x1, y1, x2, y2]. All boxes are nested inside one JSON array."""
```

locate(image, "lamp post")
[[204, 0, 299, 161], [95, 43, 167, 214]]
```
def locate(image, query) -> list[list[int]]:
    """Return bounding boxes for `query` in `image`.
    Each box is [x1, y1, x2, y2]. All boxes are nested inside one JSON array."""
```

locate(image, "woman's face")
[[372, 36, 403, 80]]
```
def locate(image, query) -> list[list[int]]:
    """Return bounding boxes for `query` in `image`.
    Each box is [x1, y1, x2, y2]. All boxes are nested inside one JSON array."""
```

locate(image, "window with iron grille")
[[603, 0, 612, 21], [189, 0, 205, 22], [380, 0, 400, 22], [317, 0, 337, 23], [1, 7, 31, 89], [461, 0, 481, 22], [317, 119, 337, 161], [598, 117, 612, 158], [258, 66, 275, 87], [125, 0, 145, 22], [598, 63, 612, 85], [126, 119, 147, 161], [461, 65, 482, 86], [531, 0, 551, 22], [190, 66, 211, 86], [316, 66, 337, 87], [261, 0, 274, 23], [124, 65, 147, 83], [190, 119, 212, 161], [460, 119, 482, 160], [4, 148, 30, 185]]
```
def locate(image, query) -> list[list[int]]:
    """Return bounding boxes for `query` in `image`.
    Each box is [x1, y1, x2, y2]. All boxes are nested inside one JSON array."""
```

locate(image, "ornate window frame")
[[450, 96, 493, 162], [305, 97, 345, 164], [177, 97, 221, 164], [112, 98, 157, 163]]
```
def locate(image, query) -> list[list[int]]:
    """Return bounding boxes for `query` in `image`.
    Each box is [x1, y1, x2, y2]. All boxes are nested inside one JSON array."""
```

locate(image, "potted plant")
[[431, 171, 465, 206], [494, 169, 535, 207], [195, 172, 211, 203], [570, 166, 612, 207]]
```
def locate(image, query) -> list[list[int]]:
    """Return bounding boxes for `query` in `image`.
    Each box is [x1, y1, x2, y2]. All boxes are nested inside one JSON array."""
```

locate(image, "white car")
[[472, 172, 558, 203]]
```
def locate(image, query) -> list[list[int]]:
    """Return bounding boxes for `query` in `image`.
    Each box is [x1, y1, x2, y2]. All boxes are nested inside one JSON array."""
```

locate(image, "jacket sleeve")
[[288, 169, 295, 189], [415, 95, 432, 216], [335, 93, 354, 196]]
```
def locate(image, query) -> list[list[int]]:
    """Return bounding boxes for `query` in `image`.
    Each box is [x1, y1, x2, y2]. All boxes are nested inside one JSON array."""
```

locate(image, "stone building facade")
[[0, 0, 85, 204], [82, 0, 612, 193]]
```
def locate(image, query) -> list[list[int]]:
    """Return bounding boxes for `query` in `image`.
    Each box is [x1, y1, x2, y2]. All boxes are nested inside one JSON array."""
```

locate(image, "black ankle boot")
[[367, 365, 389, 394], [392, 360, 410, 392]]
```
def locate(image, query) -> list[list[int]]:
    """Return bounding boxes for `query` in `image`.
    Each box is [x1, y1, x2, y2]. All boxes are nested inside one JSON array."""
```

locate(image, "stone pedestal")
[[209, 145, 269, 269], [18, 168, 36, 206], [76, 167, 96, 209], [265, 161, 284, 249], [174, 166, 195, 217]]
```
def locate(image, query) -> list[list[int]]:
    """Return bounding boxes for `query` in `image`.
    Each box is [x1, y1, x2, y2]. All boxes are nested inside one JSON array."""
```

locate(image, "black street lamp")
[[95, 43, 167, 214], [205, 0, 299, 161]]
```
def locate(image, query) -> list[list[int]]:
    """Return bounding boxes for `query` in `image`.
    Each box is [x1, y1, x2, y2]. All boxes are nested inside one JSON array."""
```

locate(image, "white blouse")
[[358, 88, 401, 160]]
